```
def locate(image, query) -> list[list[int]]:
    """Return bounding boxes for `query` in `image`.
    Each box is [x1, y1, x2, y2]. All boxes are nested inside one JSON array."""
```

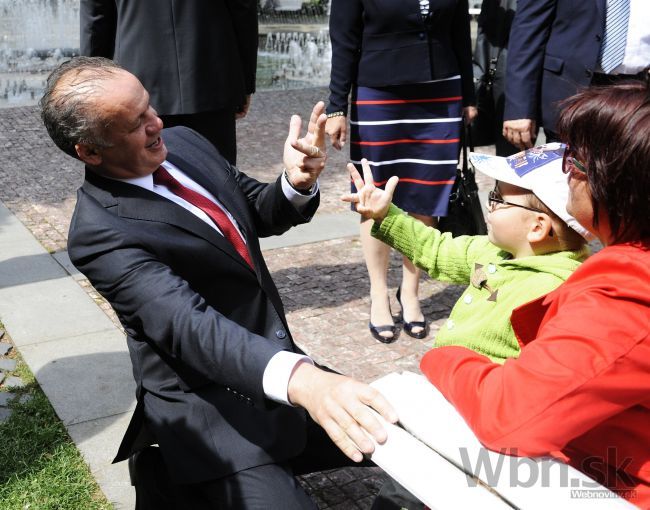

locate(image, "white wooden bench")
[[369, 372, 635, 510]]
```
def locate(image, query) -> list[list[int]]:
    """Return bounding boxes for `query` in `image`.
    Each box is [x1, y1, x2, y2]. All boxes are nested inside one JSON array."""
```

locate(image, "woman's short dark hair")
[[556, 79, 650, 243]]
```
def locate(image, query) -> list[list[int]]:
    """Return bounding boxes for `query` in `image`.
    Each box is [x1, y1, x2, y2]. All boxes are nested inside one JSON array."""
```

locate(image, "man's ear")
[[75, 143, 103, 167], [527, 213, 554, 243]]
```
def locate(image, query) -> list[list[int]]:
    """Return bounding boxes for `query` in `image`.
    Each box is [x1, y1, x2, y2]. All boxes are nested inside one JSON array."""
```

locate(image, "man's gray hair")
[[40, 56, 123, 158]]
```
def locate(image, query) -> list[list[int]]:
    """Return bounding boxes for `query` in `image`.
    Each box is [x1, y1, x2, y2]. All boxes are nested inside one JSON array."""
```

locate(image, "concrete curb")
[[0, 199, 135, 509]]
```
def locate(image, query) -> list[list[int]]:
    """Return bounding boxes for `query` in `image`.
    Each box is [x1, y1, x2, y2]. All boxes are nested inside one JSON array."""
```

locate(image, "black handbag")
[[470, 52, 501, 147], [438, 128, 488, 237], [470, 62, 497, 147]]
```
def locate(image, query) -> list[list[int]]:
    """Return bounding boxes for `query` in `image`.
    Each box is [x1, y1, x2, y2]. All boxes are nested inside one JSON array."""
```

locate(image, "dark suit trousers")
[[160, 109, 237, 165], [130, 414, 371, 509]]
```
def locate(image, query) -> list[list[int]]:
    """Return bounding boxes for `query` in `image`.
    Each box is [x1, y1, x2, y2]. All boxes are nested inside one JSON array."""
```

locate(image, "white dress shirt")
[[608, 0, 650, 75], [116, 160, 318, 405]]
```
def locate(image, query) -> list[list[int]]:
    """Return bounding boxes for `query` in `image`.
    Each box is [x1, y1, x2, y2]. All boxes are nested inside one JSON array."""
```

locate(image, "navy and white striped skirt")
[[350, 76, 463, 217]]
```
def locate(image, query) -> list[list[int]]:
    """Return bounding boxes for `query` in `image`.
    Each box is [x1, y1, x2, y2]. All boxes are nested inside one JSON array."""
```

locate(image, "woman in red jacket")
[[421, 80, 650, 507]]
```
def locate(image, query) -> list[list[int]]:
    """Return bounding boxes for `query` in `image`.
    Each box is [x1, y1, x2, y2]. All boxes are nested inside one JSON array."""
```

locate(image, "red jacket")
[[421, 241, 650, 508]]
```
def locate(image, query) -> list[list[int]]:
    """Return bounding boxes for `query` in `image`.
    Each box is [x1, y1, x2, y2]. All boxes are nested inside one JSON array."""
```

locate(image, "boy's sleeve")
[[372, 205, 499, 284]]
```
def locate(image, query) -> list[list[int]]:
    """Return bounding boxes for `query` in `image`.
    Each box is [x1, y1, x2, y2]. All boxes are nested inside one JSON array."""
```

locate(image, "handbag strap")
[[460, 124, 474, 175]]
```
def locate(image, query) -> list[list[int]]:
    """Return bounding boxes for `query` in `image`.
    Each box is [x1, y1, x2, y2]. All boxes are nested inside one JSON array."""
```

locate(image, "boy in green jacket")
[[343, 144, 590, 362]]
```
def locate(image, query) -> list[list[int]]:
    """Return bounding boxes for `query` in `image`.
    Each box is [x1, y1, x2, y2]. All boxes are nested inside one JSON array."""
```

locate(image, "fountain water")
[[257, 30, 331, 90], [0, 0, 331, 108], [0, 0, 79, 107]]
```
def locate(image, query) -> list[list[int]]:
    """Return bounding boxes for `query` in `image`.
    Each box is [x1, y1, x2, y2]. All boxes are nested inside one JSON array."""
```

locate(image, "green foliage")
[[0, 354, 112, 510]]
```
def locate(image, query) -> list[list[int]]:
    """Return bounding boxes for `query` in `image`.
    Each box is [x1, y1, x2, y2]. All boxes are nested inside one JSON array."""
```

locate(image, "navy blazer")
[[68, 127, 318, 484], [80, 0, 258, 115], [504, 0, 606, 133], [327, 0, 475, 114]]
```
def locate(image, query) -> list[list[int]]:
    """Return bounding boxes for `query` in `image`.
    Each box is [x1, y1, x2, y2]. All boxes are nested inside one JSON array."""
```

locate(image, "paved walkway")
[[0, 87, 493, 508]]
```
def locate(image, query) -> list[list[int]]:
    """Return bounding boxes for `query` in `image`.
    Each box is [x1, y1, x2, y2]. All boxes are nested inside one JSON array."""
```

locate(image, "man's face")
[[80, 70, 167, 179]]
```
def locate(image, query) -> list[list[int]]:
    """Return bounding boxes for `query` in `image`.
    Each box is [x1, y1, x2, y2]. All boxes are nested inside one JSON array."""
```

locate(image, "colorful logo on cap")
[[506, 144, 566, 177]]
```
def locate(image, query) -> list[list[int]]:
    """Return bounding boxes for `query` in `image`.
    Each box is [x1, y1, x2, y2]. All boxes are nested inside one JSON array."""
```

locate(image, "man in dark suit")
[[502, 0, 650, 149], [40, 57, 396, 509], [80, 0, 258, 165]]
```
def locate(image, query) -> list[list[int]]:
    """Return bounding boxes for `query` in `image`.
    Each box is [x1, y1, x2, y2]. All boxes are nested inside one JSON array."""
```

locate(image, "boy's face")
[[486, 182, 543, 255]]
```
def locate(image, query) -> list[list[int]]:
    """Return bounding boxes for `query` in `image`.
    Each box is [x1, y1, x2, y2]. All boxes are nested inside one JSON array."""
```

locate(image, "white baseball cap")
[[469, 143, 593, 240]]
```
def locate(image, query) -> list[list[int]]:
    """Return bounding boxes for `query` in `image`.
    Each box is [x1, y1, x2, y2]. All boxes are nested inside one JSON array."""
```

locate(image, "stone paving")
[[0, 86, 493, 508], [0, 327, 27, 425]]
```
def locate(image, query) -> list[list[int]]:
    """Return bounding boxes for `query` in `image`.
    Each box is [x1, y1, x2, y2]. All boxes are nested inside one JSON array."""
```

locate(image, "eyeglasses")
[[562, 146, 587, 175], [487, 189, 547, 213]]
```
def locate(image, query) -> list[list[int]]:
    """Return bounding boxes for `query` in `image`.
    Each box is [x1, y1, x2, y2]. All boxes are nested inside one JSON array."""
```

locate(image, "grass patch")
[[0, 331, 112, 510]]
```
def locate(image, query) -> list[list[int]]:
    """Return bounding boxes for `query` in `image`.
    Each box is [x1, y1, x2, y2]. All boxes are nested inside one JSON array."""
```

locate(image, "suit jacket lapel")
[[83, 169, 256, 274], [165, 152, 256, 249]]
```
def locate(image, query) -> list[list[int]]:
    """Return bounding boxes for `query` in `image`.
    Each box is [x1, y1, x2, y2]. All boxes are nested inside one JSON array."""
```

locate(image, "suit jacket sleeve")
[[80, 0, 117, 57], [503, 0, 557, 121], [69, 196, 285, 407], [451, 0, 477, 106], [224, 0, 258, 95], [174, 126, 319, 236], [327, 0, 364, 114]]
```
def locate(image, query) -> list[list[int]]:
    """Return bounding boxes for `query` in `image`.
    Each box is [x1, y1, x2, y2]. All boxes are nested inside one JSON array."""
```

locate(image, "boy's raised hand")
[[341, 159, 399, 222]]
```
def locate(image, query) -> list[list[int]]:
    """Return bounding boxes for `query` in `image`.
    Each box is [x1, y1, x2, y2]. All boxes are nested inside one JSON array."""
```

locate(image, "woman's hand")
[[341, 159, 398, 222], [463, 106, 478, 126], [325, 115, 348, 150]]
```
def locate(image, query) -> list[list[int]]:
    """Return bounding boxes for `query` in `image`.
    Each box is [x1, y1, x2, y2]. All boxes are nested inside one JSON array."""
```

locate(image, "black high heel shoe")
[[396, 286, 428, 339], [369, 299, 398, 344]]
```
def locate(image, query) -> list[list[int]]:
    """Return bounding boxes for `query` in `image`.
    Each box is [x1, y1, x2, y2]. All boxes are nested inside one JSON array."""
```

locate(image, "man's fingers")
[[320, 419, 365, 462], [362, 390, 398, 426], [521, 127, 536, 149], [291, 138, 323, 158], [307, 101, 326, 134], [312, 113, 327, 149], [287, 114, 302, 146]]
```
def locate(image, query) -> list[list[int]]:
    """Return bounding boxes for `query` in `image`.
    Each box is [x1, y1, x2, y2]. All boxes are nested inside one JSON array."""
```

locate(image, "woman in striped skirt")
[[326, 0, 477, 343]]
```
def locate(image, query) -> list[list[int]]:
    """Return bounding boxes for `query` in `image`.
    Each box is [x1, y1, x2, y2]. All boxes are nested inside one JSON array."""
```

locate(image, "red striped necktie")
[[153, 166, 254, 269]]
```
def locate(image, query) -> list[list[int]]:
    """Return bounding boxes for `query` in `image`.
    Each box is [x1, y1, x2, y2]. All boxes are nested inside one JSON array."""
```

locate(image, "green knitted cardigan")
[[372, 205, 588, 363]]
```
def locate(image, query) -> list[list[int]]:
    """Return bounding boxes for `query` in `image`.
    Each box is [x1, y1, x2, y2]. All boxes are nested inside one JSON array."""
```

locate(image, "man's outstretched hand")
[[341, 159, 399, 222], [283, 101, 327, 191], [287, 362, 398, 462]]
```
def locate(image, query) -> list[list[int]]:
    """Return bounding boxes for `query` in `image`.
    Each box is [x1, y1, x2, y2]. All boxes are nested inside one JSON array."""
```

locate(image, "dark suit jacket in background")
[[327, 0, 476, 115], [472, 0, 518, 155], [504, 0, 606, 134], [67, 127, 318, 484], [80, 0, 258, 116]]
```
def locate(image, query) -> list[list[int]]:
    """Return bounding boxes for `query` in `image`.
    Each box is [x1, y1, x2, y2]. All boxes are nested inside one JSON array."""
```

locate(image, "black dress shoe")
[[396, 286, 428, 339], [369, 322, 398, 344]]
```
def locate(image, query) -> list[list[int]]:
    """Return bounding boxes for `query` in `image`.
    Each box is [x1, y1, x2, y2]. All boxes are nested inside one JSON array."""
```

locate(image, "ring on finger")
[[309, 146, 322, 157]]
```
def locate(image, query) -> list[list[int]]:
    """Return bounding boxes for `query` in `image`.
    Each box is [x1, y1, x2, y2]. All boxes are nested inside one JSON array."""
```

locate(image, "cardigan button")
[[276, 329, 287, 339], [463, 295, 473, 304], [446, 319, 455, 330], [418, 32, 426, 40], [487, 264, 497, 274]]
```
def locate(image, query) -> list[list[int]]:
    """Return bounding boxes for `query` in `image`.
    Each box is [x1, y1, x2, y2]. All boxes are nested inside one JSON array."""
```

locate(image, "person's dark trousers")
[[160, 109, 237, 165], [371, 477, 426, 510], [129, 415, 374, 509]]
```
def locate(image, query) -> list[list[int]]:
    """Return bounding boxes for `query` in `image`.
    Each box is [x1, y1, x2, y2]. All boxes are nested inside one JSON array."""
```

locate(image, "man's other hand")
[[503, 119, 537, 150], [287, 363, 398, 462], [283, 101, 327, 191]]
